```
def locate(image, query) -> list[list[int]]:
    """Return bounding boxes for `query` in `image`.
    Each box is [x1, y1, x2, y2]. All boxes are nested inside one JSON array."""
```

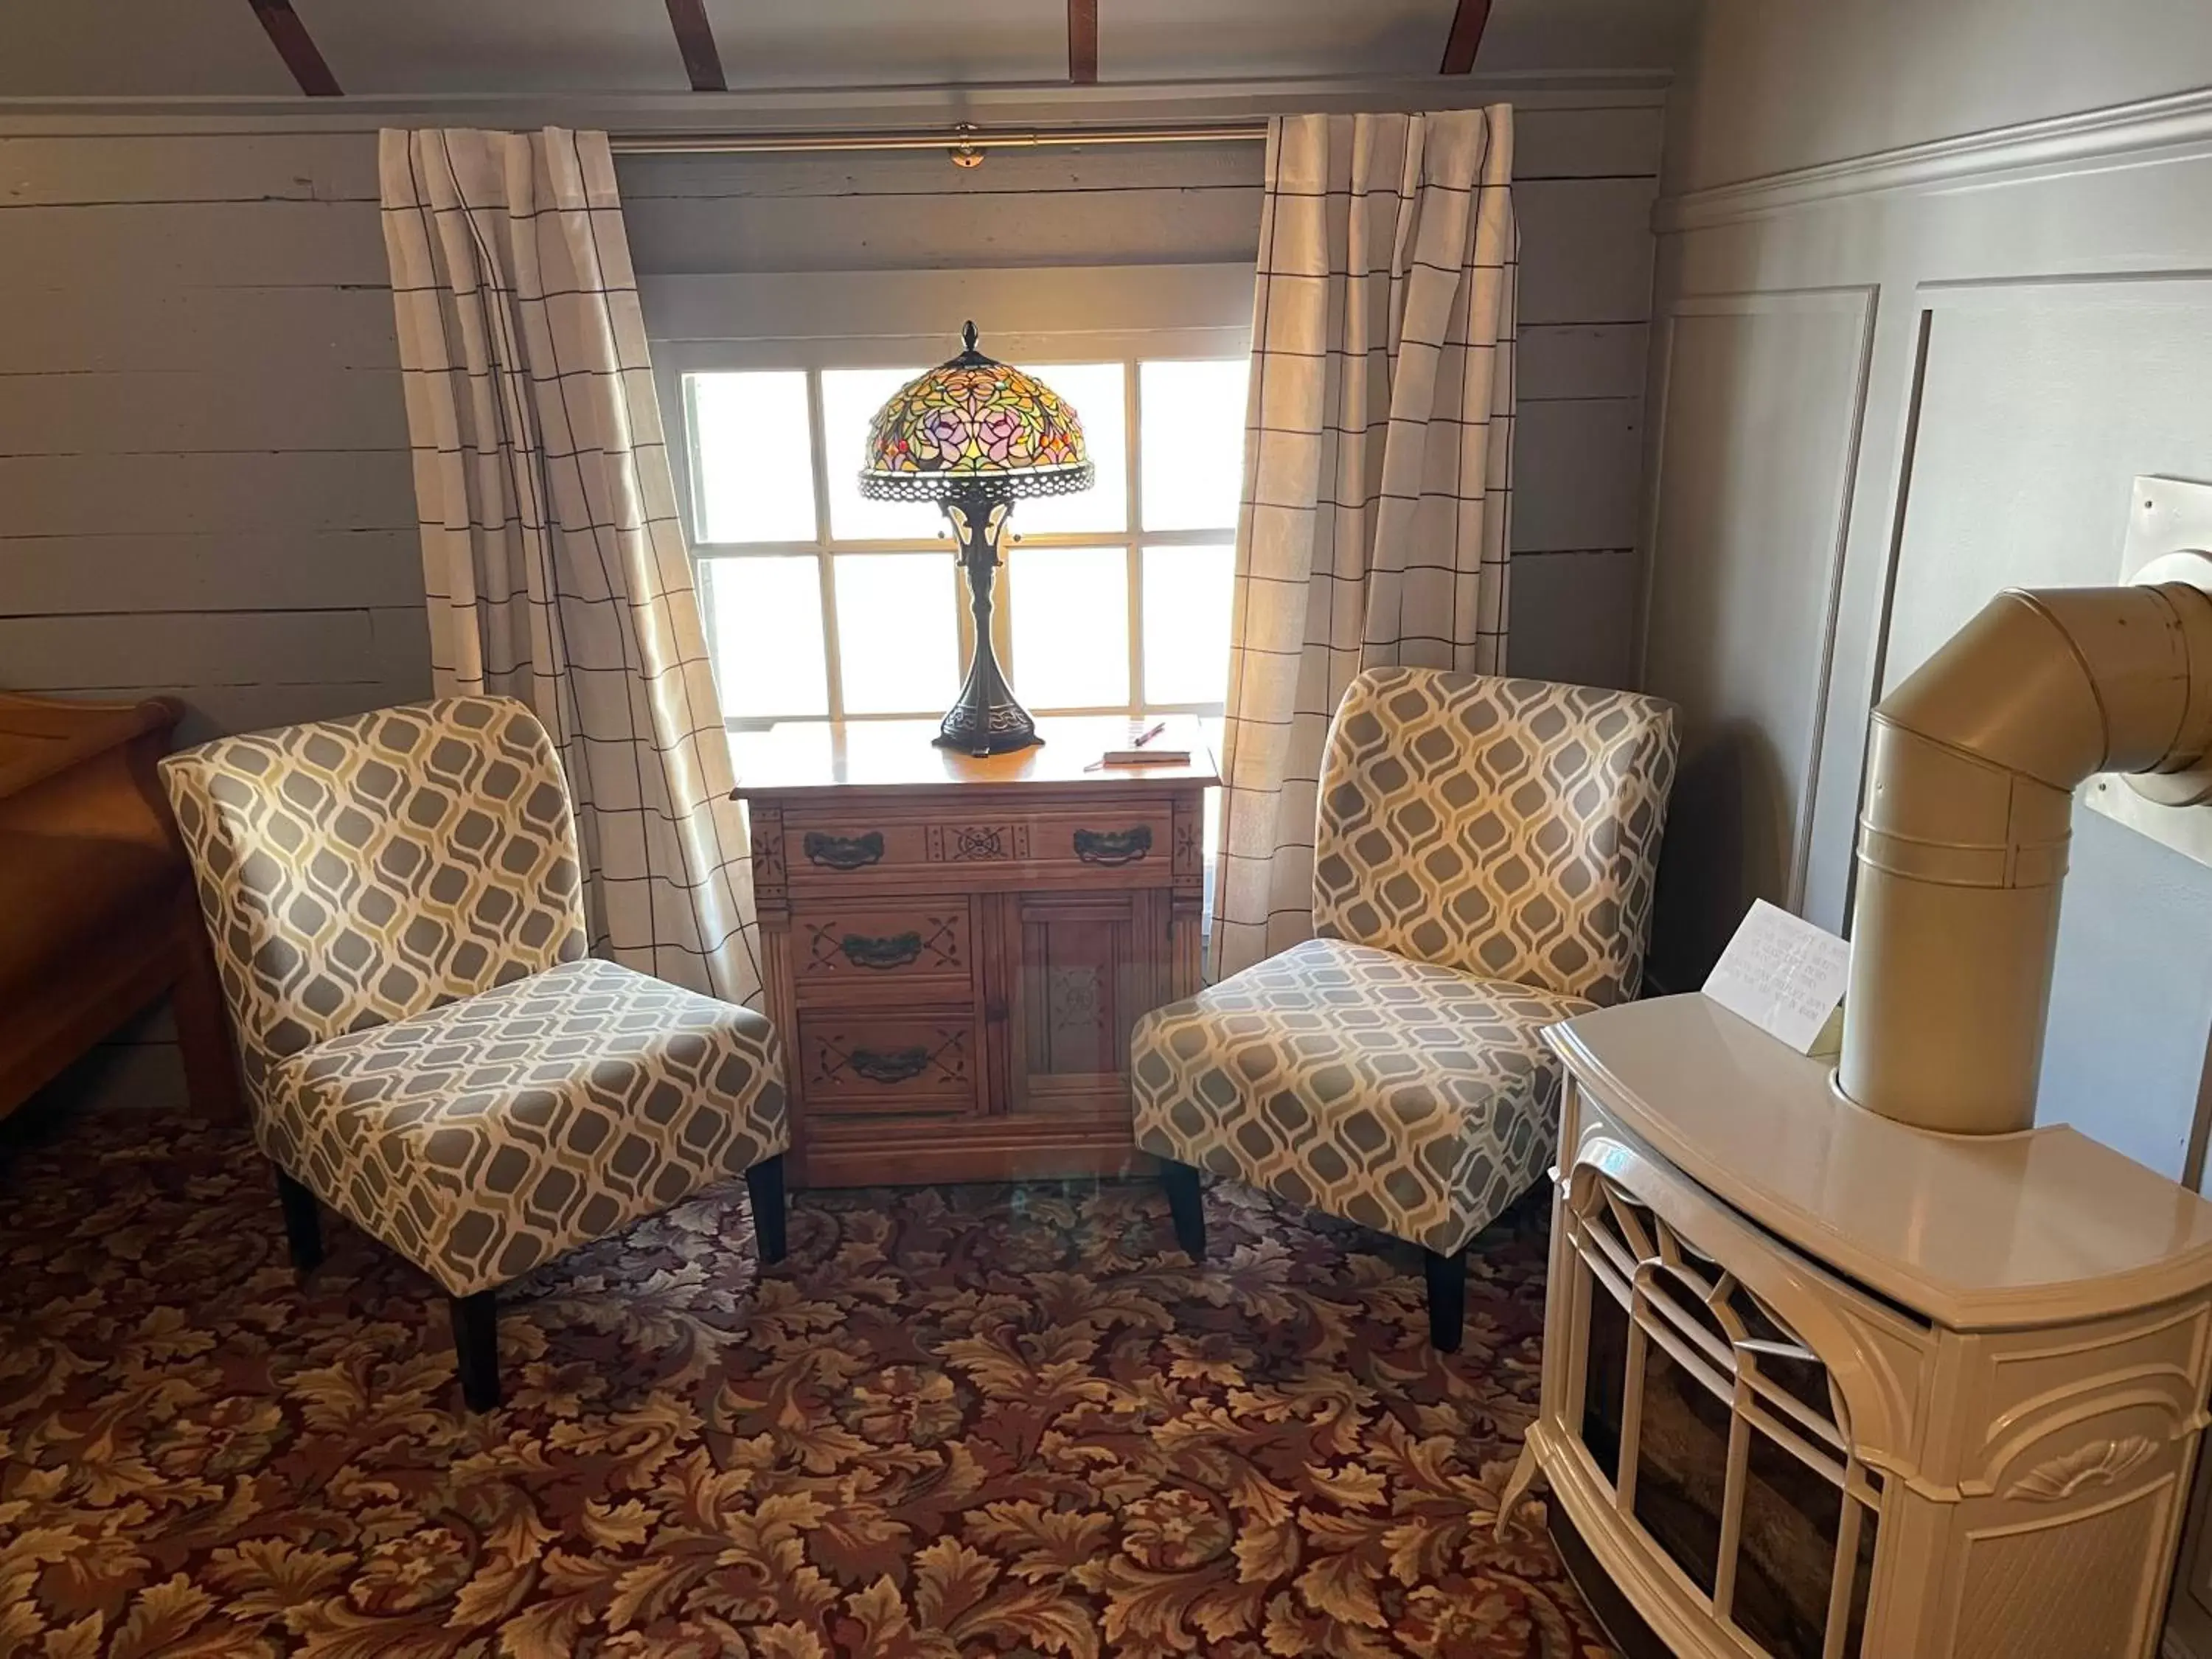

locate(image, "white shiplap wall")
[[0, 132, 430, 744], [0, 100, 1662, 1112], [617, 103, 1663, 687], [0, 131, 427, 1113]]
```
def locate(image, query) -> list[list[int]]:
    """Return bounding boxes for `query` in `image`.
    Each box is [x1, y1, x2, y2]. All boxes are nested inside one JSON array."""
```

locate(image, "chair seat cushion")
[[266, 957, 787, 1297], [1130, 937, 1593, 1256]]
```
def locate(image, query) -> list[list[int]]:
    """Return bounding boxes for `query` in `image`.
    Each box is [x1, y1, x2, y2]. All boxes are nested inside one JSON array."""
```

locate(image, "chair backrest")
[[1312, 667, 1677, 1005], [160, 696, 588, 1107]]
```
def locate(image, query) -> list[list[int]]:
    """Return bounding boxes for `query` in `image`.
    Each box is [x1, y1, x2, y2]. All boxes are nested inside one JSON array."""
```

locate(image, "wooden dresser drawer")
[[786, 803, 1176, 888], [791, 901, 975, 1006], [797, 1010, 982, 1116]]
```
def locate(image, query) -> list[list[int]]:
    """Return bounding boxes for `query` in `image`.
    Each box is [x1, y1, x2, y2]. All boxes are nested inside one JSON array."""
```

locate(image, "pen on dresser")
[[1130, 720, 1167, 748]]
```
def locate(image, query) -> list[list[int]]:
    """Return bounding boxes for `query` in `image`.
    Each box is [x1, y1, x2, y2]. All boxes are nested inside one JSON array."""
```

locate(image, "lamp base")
[[935, 625, 1041, 755], [933, 703, 1043, 757], [935, 488, 1044, 758]]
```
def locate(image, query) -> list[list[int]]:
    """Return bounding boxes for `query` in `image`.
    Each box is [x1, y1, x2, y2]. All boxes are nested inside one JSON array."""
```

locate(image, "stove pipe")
[[1839, 576, 2212, 1134]]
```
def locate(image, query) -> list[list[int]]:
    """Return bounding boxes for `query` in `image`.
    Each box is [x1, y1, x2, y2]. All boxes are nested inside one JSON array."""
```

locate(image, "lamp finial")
[[961, 319, 979, 355]]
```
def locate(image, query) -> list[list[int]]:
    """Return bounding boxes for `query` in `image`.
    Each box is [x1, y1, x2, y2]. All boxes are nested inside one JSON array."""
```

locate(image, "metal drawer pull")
[[1073, 825, 1153, 866], [840, 931, 923, 970], [848, 1046, 931, 1084], [803, 830, 884, 871]]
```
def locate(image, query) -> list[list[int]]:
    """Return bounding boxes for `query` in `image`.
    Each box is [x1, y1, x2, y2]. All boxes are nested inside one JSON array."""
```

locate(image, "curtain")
[[379, 127, 760, 1006], [1211, 108, 1519, 981]]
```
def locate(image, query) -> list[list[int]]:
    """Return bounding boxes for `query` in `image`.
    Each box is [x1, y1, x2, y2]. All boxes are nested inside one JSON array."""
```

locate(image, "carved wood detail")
[[799, 911, 965, 978], [803, 1019, 975, 1097], [1172, 795, 1203, 892], [926, 822, 1030, 862], [748, 802, 787, 908]]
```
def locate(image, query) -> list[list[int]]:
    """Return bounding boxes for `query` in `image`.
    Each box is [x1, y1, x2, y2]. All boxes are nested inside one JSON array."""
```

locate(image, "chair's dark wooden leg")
[[1159, 1158, 1205, 1259], [1425, 1247, 1467, 1354], [275, 1171, 323, 1273], [746, 1153, 788, 1265], [450, 1290, 501, 1412]]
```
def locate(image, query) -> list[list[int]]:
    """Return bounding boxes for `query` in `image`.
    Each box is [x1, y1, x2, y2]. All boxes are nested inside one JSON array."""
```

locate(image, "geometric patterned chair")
[[1131, 668, 1676, 1351], [159, 696, 789, 1410]]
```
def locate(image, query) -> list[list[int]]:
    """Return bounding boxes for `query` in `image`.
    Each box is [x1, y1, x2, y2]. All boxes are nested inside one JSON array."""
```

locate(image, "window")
[[674, 353, 1248, 730]]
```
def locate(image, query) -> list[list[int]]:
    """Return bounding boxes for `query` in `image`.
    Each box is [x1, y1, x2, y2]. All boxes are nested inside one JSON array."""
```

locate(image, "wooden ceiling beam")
[[1439, 0, 1492, 74], [664, 0, 728, 92], [1068, 0, 1099, 85], [246, 0, 341, 97]]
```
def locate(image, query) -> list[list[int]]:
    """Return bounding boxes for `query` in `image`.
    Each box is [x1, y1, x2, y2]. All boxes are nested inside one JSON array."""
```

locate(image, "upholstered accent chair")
[[1132, 669, 1677, 1350], [161, 696, 789, 1411]]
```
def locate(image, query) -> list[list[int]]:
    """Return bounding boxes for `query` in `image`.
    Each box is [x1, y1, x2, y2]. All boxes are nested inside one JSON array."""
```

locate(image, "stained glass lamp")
[[860, 321, 1093, 754]]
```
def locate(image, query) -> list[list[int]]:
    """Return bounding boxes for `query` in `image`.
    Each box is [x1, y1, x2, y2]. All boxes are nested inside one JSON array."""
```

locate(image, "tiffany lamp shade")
[[860, 321, 1094, 755]]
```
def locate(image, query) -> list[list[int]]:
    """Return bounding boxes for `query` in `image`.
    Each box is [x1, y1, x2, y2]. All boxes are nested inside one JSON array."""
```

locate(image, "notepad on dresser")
[[1096, 717, 1194, 767]]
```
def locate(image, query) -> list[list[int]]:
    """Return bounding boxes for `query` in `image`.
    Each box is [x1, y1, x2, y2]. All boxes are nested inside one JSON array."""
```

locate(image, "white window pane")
[[1142, 543, 1235, 707], [1006, 363, 1126, 536], [689, 372, 816, 543], [835, 553, 960, 714], [1140, 358, 1249, 532], [702, 557, 828, 720], [823, 367, 940, 541], [1010, 546, 1129, 710]]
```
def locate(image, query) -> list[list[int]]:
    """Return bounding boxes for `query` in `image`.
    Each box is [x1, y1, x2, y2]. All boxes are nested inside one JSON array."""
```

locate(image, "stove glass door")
[[1565, 1163, 1881, 1658]]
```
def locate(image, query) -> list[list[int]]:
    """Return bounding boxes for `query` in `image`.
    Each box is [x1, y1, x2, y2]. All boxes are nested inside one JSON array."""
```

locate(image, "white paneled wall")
[[1644, 27, 2212, 1635], [1639, 0, 2212, 1188], [1639, 290, 1874, 980]]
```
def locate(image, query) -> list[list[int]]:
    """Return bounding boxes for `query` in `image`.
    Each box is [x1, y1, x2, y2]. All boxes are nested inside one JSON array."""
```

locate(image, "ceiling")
[[0, 0, 1691, 100]]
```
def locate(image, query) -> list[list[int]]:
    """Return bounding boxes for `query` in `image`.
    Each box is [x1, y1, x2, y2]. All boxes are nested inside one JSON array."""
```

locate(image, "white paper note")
[[1700, 899, 1851, 1055]]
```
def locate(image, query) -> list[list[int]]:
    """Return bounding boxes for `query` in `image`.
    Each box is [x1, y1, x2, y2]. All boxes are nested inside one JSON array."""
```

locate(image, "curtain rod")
[[608, 121, 1270, 157]]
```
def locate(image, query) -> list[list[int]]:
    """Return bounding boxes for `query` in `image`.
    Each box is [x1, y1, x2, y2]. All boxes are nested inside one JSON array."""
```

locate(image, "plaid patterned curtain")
[[378, 128, 761, 1006], [1211, 109, 1519, 981]]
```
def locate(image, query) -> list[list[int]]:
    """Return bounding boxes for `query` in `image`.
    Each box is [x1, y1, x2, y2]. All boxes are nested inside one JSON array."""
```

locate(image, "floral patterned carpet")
[[0, 1104, 1607, 1658]]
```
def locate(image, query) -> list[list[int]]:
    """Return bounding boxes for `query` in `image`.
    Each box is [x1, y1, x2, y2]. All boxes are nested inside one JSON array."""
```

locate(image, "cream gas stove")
[[1503, 994, 2212, 1659]]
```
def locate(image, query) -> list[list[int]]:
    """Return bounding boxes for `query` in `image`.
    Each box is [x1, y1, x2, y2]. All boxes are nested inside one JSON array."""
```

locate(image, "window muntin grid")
[[674, 356, 1246, 731]]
